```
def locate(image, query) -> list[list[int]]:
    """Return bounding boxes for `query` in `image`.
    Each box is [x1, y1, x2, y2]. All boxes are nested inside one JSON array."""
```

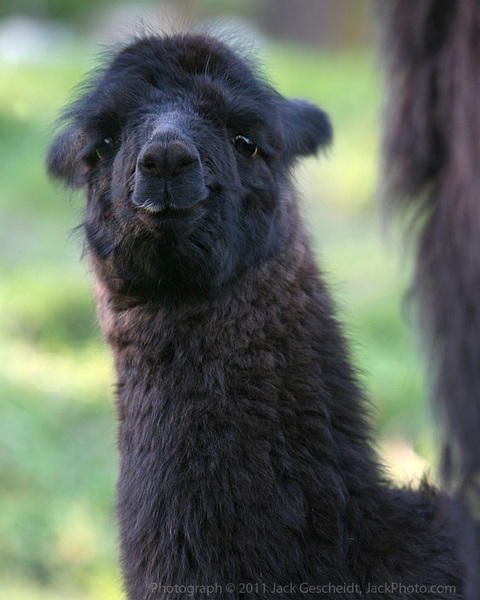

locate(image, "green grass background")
[[1, 41, 437, 599]]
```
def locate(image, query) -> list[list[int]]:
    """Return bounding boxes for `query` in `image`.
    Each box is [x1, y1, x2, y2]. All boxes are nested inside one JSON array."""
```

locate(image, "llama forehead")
[[116, 34, 260, 85], [92, 35, 278, 123]]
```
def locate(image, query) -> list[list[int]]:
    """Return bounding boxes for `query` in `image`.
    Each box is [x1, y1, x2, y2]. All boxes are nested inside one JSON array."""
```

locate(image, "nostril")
[[138, 149, 165, 177], [140, 157, 157, 172], [172, 154, 197, 176]]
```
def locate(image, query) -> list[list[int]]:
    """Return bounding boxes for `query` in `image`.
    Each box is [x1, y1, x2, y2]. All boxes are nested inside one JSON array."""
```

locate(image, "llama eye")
[[96, 137, 118, 161], [232, 135, 258, 159]]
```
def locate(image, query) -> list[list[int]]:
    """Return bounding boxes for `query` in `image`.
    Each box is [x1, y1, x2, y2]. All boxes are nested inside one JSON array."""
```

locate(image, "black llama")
[[48, 33, 466, 599]]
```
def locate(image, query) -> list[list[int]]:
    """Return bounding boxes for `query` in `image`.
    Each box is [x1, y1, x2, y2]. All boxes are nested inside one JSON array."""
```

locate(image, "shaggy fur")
[[48, 34, 464, 599], [380, 2, 480, 598]]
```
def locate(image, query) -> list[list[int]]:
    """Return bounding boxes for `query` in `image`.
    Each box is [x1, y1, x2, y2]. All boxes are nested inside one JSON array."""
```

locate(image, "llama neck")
[[92, 230, 376, 480], [91, 234, 379, 590]]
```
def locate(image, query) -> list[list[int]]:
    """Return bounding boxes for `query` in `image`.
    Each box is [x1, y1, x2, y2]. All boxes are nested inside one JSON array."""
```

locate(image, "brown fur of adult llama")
[[380, 1, 480, 598]]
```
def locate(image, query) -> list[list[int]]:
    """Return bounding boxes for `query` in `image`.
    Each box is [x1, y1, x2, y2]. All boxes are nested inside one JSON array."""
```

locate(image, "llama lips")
[[134, 199, 170, 214], [133, 198, 200, 223], [131, 171, 208, 217]]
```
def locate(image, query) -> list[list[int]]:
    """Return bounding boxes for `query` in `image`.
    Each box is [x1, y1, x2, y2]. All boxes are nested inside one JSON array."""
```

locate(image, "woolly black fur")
[[48, 33, 465, 599]]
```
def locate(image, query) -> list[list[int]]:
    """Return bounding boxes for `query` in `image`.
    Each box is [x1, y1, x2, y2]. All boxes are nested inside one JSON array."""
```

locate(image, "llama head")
[[48, 34, 331, 298]]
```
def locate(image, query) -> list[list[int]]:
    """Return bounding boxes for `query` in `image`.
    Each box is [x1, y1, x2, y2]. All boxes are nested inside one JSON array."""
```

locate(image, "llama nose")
[[138, 141, 198, 179]]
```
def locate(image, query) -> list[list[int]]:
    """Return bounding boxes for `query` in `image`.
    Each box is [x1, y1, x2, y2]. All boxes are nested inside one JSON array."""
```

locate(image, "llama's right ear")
[[47, 125, 89, 188], [281, 99, 332, 160]]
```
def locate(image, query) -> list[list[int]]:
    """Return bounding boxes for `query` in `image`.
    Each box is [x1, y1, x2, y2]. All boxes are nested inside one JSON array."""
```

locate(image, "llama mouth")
[[137, 201, 168, 214], [134, 200, 201, 223]]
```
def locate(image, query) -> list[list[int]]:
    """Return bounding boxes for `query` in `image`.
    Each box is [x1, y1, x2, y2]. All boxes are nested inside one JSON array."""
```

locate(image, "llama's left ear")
[[281, 99, 332, 159], [47, 125, 89, 188]]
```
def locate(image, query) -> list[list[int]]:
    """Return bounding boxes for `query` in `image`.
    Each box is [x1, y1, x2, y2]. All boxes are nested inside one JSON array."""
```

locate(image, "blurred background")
[[0, 1, 437, 598]]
